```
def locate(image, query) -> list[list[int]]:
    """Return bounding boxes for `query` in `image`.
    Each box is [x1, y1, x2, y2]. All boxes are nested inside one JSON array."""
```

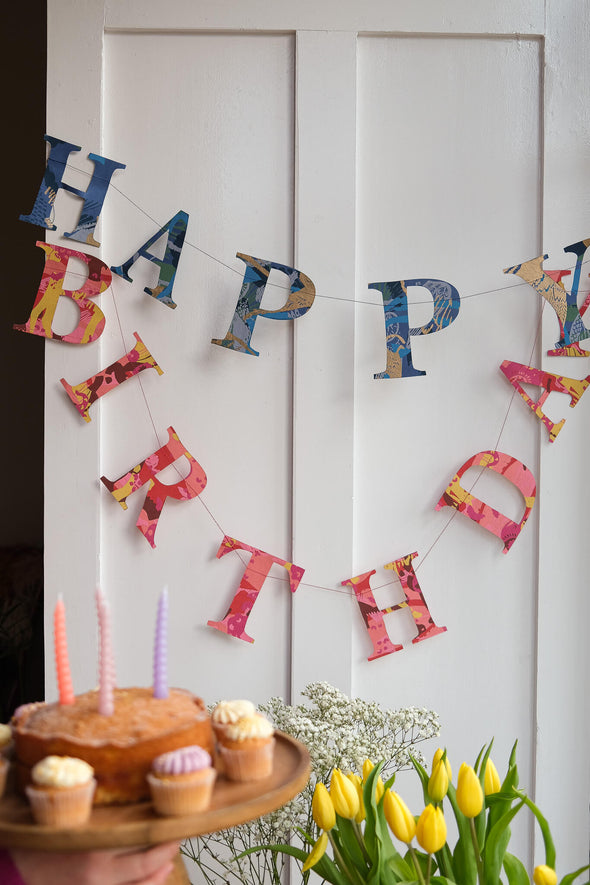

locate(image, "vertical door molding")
[[291, 30, 358, 699], [45, 0, 106, 696], [536, 0, 590, 868]]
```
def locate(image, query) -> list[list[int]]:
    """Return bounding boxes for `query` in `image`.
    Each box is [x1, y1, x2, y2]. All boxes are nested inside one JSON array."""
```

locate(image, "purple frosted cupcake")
[[147, 745, 216, 816]]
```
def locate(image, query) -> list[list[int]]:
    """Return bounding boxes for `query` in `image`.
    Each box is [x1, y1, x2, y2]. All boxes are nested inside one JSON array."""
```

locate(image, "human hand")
[[11, 841, 182, 885]]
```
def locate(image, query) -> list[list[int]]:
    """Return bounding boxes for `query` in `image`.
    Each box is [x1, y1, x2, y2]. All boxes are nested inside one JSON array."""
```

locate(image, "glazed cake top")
[[14, 687, 208, 747]]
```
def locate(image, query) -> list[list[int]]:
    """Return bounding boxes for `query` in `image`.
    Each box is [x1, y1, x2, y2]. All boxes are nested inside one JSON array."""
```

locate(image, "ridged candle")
[[153, 587, 169, 699], [96, 587, 115, 716], [54, 594, 74, 705]]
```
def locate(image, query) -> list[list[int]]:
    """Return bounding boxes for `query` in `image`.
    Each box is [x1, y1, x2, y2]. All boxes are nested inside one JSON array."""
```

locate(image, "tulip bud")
[[302, 831, 329, 872], [456, 763, 484, 818], [484, 758, 501, 795], [533, 865, 558, 885], [428, 757, 449, 802], [361, 758, 384, 802], [383, 789, 416, 843], [312, 782, 336, 831], [416, 803, 447, 854], [330, 768, 360, 820], [432, 748, 452, 782], [347, 772, 365, 822]]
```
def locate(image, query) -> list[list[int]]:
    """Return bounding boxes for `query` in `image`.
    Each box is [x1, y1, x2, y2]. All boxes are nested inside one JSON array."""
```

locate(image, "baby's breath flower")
[[189, 683, 439, 884]]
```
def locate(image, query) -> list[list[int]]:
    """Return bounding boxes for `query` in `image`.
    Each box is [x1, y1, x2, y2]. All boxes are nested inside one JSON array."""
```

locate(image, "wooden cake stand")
[[0, 732, 310, 884]]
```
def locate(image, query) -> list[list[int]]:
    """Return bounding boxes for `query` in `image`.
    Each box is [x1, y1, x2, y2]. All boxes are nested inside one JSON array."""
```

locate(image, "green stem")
[[352, 819, 372, 865], [469, 817, 485, 885], [426, 853, 432, 885], [328, 831, 366, 885], [408, 845, 426, 885]]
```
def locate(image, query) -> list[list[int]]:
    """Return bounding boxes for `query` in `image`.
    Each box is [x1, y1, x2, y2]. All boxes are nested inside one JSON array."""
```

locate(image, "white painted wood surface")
[[42, 0, 588, 876]]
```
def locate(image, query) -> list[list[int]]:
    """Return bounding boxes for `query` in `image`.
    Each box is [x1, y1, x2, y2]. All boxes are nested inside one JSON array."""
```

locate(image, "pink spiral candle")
[[96, 587, 116, 716], [153, 587, 169, 699], [54, 595, 75, 705]]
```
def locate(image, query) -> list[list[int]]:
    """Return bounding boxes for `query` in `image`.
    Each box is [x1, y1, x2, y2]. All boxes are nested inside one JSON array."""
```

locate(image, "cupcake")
[[25, 756, 96, 826], [0, 723, 12, 757], [0, 724, 12, 798], [211, 699, 257, 742], [147, 745, 216, 816], [216, 713, 275, 782]]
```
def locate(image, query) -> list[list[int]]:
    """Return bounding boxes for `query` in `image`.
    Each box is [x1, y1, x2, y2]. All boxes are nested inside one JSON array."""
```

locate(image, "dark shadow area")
[[0, 0, 47, 717]]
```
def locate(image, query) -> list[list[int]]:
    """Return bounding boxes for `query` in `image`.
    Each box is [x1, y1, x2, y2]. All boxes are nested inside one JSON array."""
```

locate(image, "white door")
[[40, 0, 589, 874]]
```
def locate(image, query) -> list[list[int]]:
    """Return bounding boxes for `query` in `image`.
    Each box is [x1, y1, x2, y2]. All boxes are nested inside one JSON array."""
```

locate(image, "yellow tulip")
[[416, 803, 447, 854], [312, 782, 336, 831], [347, 772, 365, 822], [456, 763, 484, 818], [302, 831, 329, 871], [330, 768, 360, 819], [533, 865, 558, 885], [361, 758, 384, 802], [383, 789, 417, 843], [432, 747, 452, 782], [428, 756, 449, 802], [484, 758, 501, 795]]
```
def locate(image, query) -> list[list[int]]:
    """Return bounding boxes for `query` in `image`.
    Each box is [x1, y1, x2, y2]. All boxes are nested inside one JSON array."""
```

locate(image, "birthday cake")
[[12, 687, 213, 805]]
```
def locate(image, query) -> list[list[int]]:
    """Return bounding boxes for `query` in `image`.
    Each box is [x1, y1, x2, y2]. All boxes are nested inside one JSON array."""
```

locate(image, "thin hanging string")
[[57, 159, 583, 598], [52, 159, 590, 301]]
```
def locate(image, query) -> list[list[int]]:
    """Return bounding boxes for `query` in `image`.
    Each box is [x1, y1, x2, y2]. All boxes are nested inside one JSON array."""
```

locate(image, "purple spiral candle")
[[153, 587, 169, 699]]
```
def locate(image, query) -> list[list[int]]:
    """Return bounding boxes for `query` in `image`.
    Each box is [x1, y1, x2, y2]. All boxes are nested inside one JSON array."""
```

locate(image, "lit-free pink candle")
[[153, 587, 169, 699], [96, 587, 116, 716], [54, 594, 75, 705]]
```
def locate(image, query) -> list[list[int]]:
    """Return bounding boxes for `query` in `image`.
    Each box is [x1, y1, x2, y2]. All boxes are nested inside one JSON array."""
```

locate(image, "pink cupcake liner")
[[26, 778, 96, 827], [147, 767, 216, 816], [218, 737, 275, 782]]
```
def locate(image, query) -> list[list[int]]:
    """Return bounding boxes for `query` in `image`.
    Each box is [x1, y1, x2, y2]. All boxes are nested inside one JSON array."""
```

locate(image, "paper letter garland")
[[19, 134, 126, 247], [343, 552, 446, 662], [100, 427, 207, 548], [61, 332, 163, 422], [211, 253, 316, 355], [435, 450, 537, 554], [504, 238, 590, 354], [499, 360, 590, 442], [111, 210, 189, 309], [370, 278, 460, 379], [13, 241, 110, 343], [22, 133, 590, 660], [208, 535, 304, 643]]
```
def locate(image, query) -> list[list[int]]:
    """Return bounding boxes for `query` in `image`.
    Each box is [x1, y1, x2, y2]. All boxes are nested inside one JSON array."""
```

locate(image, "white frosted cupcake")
[[0, 724, 11, 798], [26, 756, 96, 826], [211, 699, 257, 741], [0, 723, 12, 757], [217, 713, 275, 782], [147, 745, 216, 816]]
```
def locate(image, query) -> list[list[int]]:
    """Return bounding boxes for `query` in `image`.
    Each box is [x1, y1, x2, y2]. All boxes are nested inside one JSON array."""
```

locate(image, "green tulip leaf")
[[234, 840, 346, 884], [483, 799, 525, 885], [431, 877, 461, 885], [514, 792, 556, 869], [502, 851, 531, 885], [385, 852, 416, 881], [336, 815, 370, 874], [435, 841, 456, 881], [409, 754, 431, 807], [331, 817, 370, 880], [558, 862, 590, 885]]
